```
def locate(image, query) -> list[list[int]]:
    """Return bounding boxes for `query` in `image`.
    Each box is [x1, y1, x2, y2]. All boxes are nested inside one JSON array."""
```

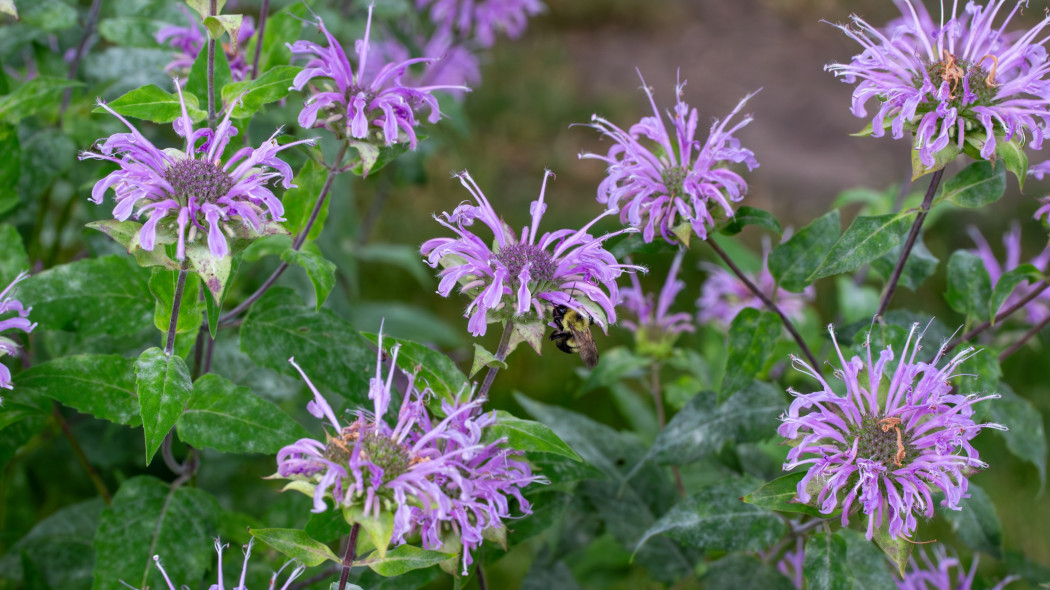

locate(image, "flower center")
[[324, 426, 414, 481], [662, 166, 687, 198], [164, 158, 234, 206], [495, 243, 557, 284], [853, 415, 913, 467], [924, 51, 999, 105]]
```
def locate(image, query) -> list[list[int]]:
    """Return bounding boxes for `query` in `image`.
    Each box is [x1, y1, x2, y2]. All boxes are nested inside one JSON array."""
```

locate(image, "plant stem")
[[999, 315, 1050, 361], [59, 0, 102, 118], [337, 523, 361, 590], [876, 169, 945, 317], [650, 361, 685, 497], [250, 0, 271, 80], [206, 0, 218, 127], [947, 277, 1050, 353], [218, 145, 348, 326], [478, 320, 514, 399], [477, 564, 488, 590], [165, 269, 189, 356], [53, 406, 111, 504], [706, 239, 821, 372]]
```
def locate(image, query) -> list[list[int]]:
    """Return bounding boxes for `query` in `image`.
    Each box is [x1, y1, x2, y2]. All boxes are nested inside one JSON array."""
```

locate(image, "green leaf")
[[86, 220, 180, 271], [803, 532, 853, 590], [768, 209, 840, 292], [871, 237, 938, 291], [354, 243, 433, 288], [221, 65, 301, 118], [0, 77, 81, 123], [149, 269, 204, 348], [0, 125, 21, 213], [469, 343, 505, 378], [989, 383, 1047, 489], [281, 249, 336, 310], [995, 137, 1028, 190], [135, 348, 193, 465], [0, 498, 102, 590], [248, 528, 339, 567], [203, 14, 243, 50], [15, 355, 139, 426], [17, 256, 153, 336], [0, 224, 28, 285], [186, 243, 233, 302], [239, 289, 376, 406], [362, 332, 469, 401], [98, 17, 165, 47], [634, 479, 786, 554], [176, 374, 309, 454], [21, 0, 76, 30], [721, 309, 780, 399], [911, 142, 961, 180], [936, 161, 1007, 208], [281, 159, 329, 241], [741, 472, 825, 518], [989, 264, 1044, 323], [872, 527, 912, 577], [203, 255, 239, 338], [185, 0, 228, 19], [575, 346, 648, 395], [939, 483, 1003, 557], [343, 505, 394, 560], [93, 476, 220, 590], [186, 39, 233, 106], [98, 84, 206, 124], [364, 545, 454, 577], [838, 529, 898, 590], [349, 139, 413, 177], [946, 250, 992, 321], [699, 554, 795, 590], [719, 206, 783, 236], [483, 411, 581, 461], [809, 213, 912, 280], [647, 383, 783, 466]]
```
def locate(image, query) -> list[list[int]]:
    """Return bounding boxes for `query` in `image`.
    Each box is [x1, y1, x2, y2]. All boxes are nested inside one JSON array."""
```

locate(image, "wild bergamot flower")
[[620, 249, 694, 356], [275, 332, 540, 573], [421, 170, 642, 337], [827, 1, 1050, 168], [899, 546, 1018, 590], [778, 322, 1004, 540], [0, 271, 35, 396], [580, 71, 758, 244], [156, 6, 255, 82], [697, 241, 812, 328], [416, 0, 545, 48], [969, 223, 1050, 324]]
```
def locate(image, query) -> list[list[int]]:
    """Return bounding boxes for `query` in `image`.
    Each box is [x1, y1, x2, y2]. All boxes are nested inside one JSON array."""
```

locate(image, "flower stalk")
[[478, 319, 514, 400], [876, 169, 944, 317], [206, 0, 218, 127], [250, 0, 270, 80], [164, 268, 188, 357], [336, 523, 360, 590]]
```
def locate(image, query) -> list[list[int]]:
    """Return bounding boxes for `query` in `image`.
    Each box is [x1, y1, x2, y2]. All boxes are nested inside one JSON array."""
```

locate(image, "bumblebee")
[[549, 304, 599, 369]]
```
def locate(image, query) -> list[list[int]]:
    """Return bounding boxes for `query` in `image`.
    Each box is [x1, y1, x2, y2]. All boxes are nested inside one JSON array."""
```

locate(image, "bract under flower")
[[0, 271, 35, 396], [421, 170, 642, 337], [778, 322, 1004, 541]]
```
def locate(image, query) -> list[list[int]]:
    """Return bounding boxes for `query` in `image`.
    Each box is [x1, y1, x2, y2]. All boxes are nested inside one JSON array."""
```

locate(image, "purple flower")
[[620, 249, 694, 355], [969, 223, 1050, 324], [148, 538, 304, 590], [827, 1, 1050, 168], [777, 537, 805, 590], [156, 6, 255, 82], [275, 333, 540, 573], [80, 80, 314, 260], [579, 71, 758, 244], [778, 322, 1005, 541], [697, 242, 812, 327], [288, 5, 467, 150], [366, 29, 480, 100], [0, 271, 35, 395], [416, 0, 544, 48], [899, 546, 1018, 590], [420, 170, 642, 337]]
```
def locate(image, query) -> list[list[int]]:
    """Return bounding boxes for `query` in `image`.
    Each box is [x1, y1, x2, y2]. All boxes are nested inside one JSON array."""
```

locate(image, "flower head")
[[421, 170, 642, 337], [969, 223, 1050, 324], [899, 546, 1018, 590], [697, 241, 812, 327], [275, 333, 540, 573], [416, 0, 545, 48], [778, 322, 1005, 541], [580, 71, 758, 244], [366, 28, 480, 100], [827, 1, 1050, 168], [80, 81, 314, 260], [620, 249, 694, 356], [156, 6, 255, 81], [0, 271, 35, 395], [288, 4, 467, 150], [148, 538, 304, 590]]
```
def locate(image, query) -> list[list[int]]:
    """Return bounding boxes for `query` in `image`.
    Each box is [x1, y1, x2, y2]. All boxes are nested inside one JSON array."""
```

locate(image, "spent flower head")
[[156, 6, 256, 81], [80, 80, 314, 262], [697, 241, 812, 327], [421, 170, 643, 337], [969, 223, 1050, 324], [0, 271, 35, 395], [275, 333, 540, 573], [620, 249, 694, 356], [899, 546, 1018, 590], [778, 322, 1005, 541], [147, 538, 304, 590], [827, 1, 1050, 168], [416, 0, 545, 48], [288, 4, 467, 150], [580, 71, 758, 244]]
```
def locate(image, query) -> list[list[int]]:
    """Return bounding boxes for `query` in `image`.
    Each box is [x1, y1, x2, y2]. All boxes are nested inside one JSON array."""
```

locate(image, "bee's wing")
[[568, 324, 599, 369]]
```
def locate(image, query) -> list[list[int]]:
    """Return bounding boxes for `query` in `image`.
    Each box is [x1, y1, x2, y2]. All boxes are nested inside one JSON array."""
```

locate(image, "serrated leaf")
[[939, 483, 1003, 557], [989, 383, 1047, 489], [176, 374, 309, 454], [803, 532, 853, 590], [362, 333, 468, 401], [809, 213, 912, 280], [769, 209, 840, 292], [280, 159, 329, 240], [363, 545, 454, 577], [719, 206, 783, 236], [221, 65, 301, 118], [93, 477, 220, 590], [483, 411, 581, 461], [648, 383, 783, 466], [937, 161, 1007, 208], [989, 264, 1044, 323], [98, 84, 207, 124], [0, 77, 81, 123], [741, 472, 825, 517], [872, 527, 912, 577], [249, 528, 339, 567], [721, 309, 780, 399], [469, 343, 505, 378], [15, 355, 139, 426], [282, 249, 336, 310], [946, 250, 992, 321], [135, 348, 193, 465]]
